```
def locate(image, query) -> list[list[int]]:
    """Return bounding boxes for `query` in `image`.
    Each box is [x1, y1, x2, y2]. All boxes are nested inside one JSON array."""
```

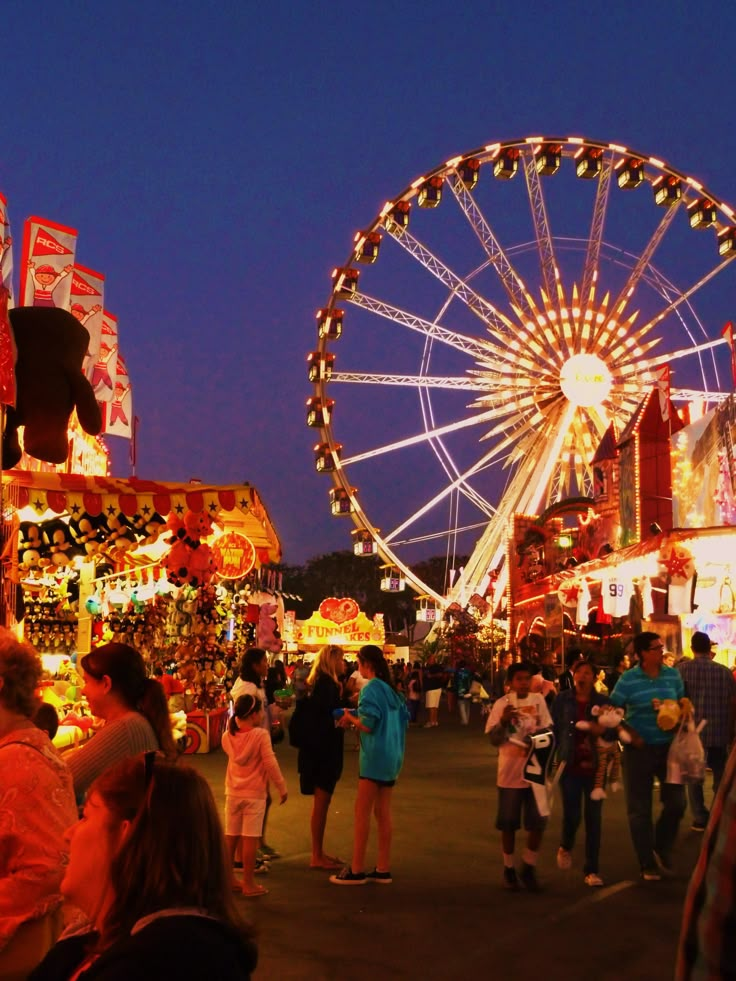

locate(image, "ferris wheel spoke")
[[636, 258, 736, 334], [330, 371, 492, 391], [448, 402, 577, 602], [523, 151, 564, 326], [382, 442, 509, 545], [606, 202, 683, 328], [447, 169, 537, 319], [579, 152, 614, 340], [384, 223, 521, 347], [340, 404, 520, 467], [348, 290, 511, 368], [635, 336, 726, 371]]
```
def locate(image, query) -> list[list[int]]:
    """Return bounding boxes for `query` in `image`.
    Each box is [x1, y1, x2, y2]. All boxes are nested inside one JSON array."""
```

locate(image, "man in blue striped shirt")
[[678, 630, 736, 831], [609, 631, 686, 880]]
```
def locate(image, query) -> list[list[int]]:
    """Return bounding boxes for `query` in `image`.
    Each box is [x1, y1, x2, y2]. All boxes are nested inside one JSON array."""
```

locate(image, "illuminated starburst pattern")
[[307, 137, 736, 606]]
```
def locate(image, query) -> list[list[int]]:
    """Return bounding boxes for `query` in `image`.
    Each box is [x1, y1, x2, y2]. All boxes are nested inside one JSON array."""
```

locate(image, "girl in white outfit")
[[222, 694, 287, 897]]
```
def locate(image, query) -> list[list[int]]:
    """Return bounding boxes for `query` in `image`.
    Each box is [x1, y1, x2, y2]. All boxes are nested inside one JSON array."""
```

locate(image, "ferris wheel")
[[306, 135, 736, 608]]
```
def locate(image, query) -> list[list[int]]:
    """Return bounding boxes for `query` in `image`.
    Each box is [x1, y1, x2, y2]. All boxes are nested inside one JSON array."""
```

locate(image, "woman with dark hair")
[[299, 644, 346, 869], [68, 643, 176, 801], [30, 755, 258, 980], [330, 645, 409, 886], [0, 631, 77, 978]]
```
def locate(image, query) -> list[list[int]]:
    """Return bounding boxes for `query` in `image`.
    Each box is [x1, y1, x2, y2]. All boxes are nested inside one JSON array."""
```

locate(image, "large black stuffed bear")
[[3, 307, 102, 469]]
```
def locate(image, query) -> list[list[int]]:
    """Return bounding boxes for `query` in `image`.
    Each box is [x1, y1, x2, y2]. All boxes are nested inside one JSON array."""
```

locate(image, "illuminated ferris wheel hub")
[[308, 135, 736, 608], [559, 353, 612, 408]]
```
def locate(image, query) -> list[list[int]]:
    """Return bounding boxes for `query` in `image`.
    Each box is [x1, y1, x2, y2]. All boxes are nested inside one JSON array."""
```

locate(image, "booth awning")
[[3, 471, 281, 564]]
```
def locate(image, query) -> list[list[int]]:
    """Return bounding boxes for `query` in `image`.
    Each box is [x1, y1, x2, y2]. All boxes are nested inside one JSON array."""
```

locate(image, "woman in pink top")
[[0, 630, 77, 978], [222, 694, 287, 897]]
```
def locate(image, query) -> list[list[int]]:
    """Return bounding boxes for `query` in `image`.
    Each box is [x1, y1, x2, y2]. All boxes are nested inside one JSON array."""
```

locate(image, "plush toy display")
[[42, 519, 76, 568], [69, 515, 105, 558], [3, 307, 102, 469], [653, 697, 694, 731], [164, 510, 218, 588], [576, 704, 631, 800], [18, 521, 44, 570]]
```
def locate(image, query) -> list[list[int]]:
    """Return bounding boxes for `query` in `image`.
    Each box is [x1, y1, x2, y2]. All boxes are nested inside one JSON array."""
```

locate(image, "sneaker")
[[502, 867, 519, 891], [584, 873, 604, 887], [254, 859, 270, 876], [556, 847, 572, 870], [423, 722, 434, 728], [366, 868, 392, 884], [329, 867, 367, 885], [691, 820, 708, 832], [641, 866, 662, 882], [519, 863, 542, 893], [259, 844, 281, 860]]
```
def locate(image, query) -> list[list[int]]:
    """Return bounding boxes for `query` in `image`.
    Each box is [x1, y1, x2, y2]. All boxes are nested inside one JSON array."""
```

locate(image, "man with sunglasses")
[[609, 631, 687, 881]]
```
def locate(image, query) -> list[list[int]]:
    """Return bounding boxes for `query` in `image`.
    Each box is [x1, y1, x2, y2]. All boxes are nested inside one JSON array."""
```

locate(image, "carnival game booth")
[[3, 470, 283, 752]]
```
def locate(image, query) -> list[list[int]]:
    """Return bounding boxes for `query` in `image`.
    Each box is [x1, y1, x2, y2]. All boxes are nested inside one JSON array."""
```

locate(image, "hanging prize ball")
[[658, 543, 695, 585]]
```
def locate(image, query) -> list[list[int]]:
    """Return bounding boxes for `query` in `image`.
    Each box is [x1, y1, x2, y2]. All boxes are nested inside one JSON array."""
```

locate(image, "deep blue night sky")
[[3, 1, 736, 565]]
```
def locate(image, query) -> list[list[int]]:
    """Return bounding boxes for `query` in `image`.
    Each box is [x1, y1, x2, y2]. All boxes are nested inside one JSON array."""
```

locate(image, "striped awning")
[[3, 471, 281, 564]]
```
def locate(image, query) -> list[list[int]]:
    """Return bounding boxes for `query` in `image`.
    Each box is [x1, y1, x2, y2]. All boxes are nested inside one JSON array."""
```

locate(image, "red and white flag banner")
[[655, 365, 670, 423], [20, 217, 77, 310], [92, 310, 118, 402], [70, 264, 105, 378], [102, 354, 132, 438], [0, 193, 16, 406], [722, 321, 736, 388]]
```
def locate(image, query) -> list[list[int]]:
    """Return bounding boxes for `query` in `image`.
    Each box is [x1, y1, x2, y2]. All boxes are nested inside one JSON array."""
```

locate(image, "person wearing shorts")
[[486, 661, 552, 891], [423, 659, 445, 727], [222, 693, 288, 897], [330, 646, 410, 885]]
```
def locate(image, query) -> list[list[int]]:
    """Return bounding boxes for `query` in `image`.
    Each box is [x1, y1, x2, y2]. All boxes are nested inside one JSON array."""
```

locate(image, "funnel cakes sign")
[[297, 597, 385, 647]]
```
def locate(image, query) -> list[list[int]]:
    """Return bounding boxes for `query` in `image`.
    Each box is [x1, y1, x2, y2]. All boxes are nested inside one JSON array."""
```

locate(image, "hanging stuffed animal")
[[576, 704, 632, 800], [3, 307, 102, 468], [257, 601, 282, 654]]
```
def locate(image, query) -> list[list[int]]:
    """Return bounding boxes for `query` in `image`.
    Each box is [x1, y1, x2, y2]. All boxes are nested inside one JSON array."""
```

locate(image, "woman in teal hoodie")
[[330, 645, 409, 885]]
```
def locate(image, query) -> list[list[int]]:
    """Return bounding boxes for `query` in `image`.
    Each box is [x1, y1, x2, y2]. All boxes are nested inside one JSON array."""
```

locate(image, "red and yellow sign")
[[212, 531, 256, 580], [298, 603, 384, 648]]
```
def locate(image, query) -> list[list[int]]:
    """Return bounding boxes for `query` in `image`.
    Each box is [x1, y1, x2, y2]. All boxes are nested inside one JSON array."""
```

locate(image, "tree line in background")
[[280, 550, 449, 632]]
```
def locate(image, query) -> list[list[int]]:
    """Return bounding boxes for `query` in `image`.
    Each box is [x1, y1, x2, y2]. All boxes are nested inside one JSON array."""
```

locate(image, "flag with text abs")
[[102, 354, 132, 438], [70, 264, 105, 378], [20, 217, 77, 310], [92, 311, 119, 402]]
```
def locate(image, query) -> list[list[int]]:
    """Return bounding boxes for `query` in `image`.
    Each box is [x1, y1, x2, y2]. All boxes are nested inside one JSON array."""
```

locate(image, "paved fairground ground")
[[189, 701, 704, 981]]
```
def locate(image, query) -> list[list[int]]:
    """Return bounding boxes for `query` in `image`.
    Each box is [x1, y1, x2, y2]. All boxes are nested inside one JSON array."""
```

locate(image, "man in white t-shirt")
[[486, 661, 552, 892]]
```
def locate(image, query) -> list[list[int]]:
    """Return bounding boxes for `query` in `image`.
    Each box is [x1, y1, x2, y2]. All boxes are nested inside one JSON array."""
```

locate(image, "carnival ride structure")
[[306, 136, 736, 609]]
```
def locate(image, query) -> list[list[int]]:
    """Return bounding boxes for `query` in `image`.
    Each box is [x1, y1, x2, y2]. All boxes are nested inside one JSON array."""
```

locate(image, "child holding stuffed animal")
[[222, 694, 288, 897], [485, 661, 552, 892], [551, 659, 619, 887]]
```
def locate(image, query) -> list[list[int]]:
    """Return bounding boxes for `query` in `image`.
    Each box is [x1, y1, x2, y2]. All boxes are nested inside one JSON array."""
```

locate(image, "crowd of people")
[[2, 624, 735, 979]]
